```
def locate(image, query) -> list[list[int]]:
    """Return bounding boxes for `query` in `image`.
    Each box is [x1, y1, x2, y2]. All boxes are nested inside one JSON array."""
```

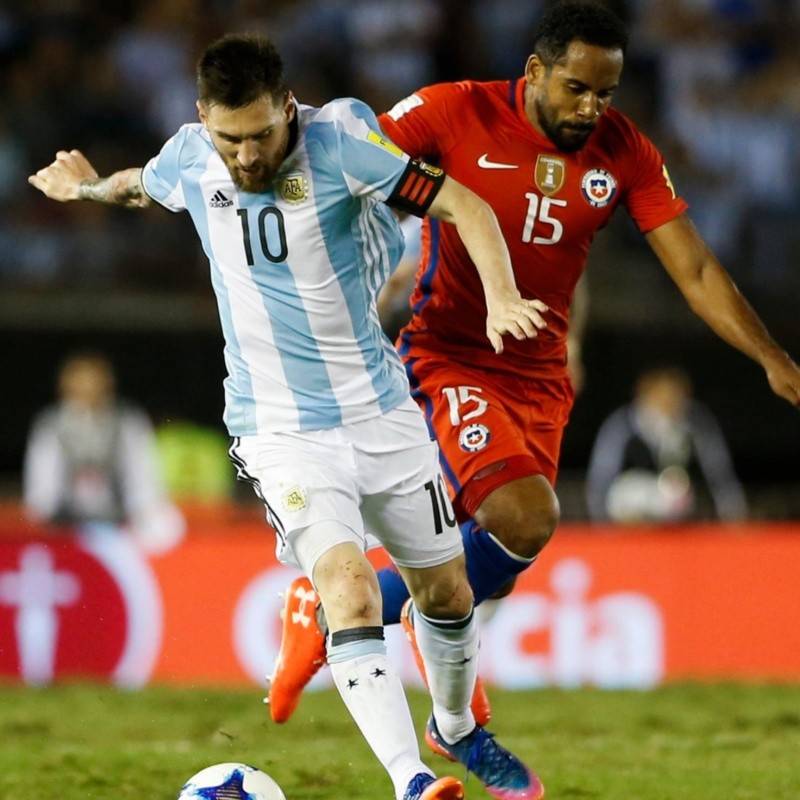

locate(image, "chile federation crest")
[[581, 169, 617, 208]]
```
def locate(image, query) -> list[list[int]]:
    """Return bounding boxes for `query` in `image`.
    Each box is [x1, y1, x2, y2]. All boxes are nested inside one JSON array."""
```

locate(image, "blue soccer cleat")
[[402, 772, 464, 800], [425, 715, 545, 800]]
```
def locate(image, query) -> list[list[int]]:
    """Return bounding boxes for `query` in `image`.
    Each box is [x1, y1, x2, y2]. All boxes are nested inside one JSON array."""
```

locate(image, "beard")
[[229, 164, 274, 194], [215, 113, 295, 194], [535, 97, 596, 153]]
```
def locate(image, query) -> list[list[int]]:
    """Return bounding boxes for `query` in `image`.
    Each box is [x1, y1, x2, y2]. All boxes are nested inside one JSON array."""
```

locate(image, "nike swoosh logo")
[[477, 154, 518, 170]]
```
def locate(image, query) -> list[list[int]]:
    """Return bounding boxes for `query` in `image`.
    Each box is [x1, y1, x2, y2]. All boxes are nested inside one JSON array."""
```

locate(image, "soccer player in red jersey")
[[269, 1, 800, 787], [372, 0, 800, 627]]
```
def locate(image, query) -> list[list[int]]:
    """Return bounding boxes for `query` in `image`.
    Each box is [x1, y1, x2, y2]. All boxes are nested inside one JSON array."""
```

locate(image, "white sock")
[[413, 606, 479, 743], [328, 634, 430, 800]]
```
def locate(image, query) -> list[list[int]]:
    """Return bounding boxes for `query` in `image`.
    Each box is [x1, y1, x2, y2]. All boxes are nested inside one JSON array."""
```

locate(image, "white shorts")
[[230, 397, 463, 575]]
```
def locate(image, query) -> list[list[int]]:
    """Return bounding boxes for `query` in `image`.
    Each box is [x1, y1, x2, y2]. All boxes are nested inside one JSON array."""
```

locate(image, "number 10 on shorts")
[[424, 475, 456, 534]]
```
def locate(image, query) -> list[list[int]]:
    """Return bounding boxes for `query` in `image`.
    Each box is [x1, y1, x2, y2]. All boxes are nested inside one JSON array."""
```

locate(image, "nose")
[[237, 140, 259, 167], [576, 93, 599, 119]]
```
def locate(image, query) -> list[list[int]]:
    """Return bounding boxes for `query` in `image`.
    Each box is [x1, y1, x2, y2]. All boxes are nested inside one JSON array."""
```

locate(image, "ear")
[[525, 54, 545, 86], [196, 100, 208, 126], [283, 91, 296, 122]]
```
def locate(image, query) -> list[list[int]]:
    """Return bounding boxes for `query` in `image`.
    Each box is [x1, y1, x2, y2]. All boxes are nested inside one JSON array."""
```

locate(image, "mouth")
[[235, 164, 269, 186], [231, 163, 274, 193], [562, 124, 595, 135]]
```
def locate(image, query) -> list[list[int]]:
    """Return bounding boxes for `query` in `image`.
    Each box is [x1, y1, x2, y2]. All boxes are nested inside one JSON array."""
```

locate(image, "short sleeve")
[[378, 82, 465, 162], [622, 127, 688, 233], [317, 98, 412, 203], [141, 126, 192, 212]]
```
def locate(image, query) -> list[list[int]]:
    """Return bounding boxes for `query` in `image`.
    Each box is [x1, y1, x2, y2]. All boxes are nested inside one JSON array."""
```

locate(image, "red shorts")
[[403, 356, 574, 521]]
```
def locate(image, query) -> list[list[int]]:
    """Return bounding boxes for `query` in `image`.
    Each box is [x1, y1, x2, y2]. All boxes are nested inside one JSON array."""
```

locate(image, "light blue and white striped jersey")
[[142, 99, 414, 434]]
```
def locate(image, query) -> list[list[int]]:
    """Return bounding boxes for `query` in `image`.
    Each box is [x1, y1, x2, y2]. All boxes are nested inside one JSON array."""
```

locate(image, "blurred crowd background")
[[2, 0, 799, 520]]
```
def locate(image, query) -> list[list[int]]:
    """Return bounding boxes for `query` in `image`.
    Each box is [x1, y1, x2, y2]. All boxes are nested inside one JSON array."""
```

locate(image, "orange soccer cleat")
[[400, 599, 492, 727], [266, 576, 327, 723]]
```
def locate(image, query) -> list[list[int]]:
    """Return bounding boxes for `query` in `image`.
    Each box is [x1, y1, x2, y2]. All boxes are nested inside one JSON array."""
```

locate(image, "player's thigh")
[[355, 400, 464, 570], [459, 375, 571, 521], [231, 433, 365, 569], [404, 358, 535, 514]]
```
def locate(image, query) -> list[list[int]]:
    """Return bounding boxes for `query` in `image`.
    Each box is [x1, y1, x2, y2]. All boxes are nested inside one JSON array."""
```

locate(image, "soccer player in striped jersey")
[[29, 33, 548, 800]]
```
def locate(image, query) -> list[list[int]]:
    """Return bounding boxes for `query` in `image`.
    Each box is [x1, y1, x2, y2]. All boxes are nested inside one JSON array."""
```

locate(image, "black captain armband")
[[387, 158, 446, 217]]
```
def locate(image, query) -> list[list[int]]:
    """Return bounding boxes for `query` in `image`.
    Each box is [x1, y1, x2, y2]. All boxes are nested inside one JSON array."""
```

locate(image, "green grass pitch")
[[2, 682, 799, 799]]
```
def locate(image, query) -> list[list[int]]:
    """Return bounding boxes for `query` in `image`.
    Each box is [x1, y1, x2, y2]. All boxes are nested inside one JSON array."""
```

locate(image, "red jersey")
[[379, 78, 688, 379]]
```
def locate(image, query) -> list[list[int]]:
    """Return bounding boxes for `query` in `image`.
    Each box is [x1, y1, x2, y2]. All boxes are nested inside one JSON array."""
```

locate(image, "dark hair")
[[197, 34, 285, 108], [533, 2, 629, 67]]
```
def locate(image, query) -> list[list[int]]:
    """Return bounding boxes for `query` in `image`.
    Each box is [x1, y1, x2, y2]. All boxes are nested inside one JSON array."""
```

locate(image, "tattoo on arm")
[[78, 168, 151, 208]]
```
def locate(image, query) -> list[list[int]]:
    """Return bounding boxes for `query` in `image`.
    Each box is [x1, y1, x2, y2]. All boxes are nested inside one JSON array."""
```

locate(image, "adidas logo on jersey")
[[209, 190, 233, 208]]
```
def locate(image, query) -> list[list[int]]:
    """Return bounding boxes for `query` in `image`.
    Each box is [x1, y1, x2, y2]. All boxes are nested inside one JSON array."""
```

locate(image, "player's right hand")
[[764, 352, 800, 409], [28, 149, 98, 202]]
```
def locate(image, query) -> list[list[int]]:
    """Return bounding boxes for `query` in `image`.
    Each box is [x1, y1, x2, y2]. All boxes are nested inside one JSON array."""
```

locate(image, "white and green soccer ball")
[[177, 762, 286, 800]]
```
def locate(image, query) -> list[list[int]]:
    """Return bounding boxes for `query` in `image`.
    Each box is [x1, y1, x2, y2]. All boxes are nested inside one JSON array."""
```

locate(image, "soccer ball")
[[177, 762, 286, 800]]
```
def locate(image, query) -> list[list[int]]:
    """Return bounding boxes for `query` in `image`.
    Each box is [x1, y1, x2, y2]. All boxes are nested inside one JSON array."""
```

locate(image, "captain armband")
[[387, 158, 446, 217]]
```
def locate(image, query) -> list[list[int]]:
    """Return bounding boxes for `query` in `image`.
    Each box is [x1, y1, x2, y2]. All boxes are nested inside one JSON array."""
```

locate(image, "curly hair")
[[533, 2, 629, 67]]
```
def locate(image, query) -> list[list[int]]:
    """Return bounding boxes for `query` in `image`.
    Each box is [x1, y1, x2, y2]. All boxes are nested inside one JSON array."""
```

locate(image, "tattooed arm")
[[29, 150, 151, 209]]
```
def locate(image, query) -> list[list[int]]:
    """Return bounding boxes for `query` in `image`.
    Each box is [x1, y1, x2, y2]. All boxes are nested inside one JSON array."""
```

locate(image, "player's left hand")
[[485, 294, 549, 354], [764, 352, 800, 409]]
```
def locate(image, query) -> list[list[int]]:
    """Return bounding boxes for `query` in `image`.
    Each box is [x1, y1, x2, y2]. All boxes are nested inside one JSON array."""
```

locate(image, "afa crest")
[[282, 485, 308, 512], [278, 173, 309, 205]]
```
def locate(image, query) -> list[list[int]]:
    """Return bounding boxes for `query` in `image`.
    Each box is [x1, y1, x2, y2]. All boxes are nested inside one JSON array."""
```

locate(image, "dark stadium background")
[[3, 259, 798, 519], [2, 0, 799, 518]]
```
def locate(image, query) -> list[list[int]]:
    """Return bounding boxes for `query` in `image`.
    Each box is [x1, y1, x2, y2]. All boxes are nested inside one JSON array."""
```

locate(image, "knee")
[[501, 508, 558, 559], [410, 562, 474, 620], [477, 482, 560, 560], [313, 550, 382, 630], [323, 572, 382, 630], [526, 497, 560, 554]]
